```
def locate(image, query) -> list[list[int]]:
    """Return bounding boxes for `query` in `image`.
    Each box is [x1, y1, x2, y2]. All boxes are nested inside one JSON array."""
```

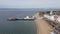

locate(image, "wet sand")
[[34, 12, 53, 34]]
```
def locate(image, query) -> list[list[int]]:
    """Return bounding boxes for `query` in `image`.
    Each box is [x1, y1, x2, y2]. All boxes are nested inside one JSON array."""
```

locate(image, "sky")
[[0, 0, 60, 8]]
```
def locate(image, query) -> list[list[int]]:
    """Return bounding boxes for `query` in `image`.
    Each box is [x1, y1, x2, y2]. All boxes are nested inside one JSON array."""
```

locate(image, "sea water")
[[0, 10, 37, 34]]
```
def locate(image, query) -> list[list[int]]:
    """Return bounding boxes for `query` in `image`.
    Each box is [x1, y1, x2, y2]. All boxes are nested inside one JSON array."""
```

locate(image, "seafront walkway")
[[34, 13, 53, 34]]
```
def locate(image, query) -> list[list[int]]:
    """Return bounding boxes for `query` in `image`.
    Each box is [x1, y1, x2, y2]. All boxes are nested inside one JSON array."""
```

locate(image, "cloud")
[[0, 0, 60, 8]]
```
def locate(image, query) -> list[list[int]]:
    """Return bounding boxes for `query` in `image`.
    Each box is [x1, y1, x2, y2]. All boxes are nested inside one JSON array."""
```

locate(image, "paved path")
[[34, 12, 53, 34]]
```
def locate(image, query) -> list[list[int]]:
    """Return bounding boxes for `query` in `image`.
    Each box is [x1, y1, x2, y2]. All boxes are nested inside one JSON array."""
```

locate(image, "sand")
[[34, 12, 53, 34]]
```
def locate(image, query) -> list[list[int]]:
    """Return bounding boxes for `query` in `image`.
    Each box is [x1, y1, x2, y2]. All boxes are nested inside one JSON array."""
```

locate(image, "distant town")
[[35, 11, 60, 34]]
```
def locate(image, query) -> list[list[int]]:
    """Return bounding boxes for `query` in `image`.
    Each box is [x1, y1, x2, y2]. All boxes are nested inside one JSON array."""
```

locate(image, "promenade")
[[34, 12, 53, 34]]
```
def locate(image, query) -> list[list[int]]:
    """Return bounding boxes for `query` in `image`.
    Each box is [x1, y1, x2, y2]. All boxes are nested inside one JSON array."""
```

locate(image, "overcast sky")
[[0, 0, 60, 8]]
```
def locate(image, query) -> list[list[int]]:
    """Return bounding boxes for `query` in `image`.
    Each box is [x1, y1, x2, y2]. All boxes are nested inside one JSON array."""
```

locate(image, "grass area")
[[51, 21, 60, 28]]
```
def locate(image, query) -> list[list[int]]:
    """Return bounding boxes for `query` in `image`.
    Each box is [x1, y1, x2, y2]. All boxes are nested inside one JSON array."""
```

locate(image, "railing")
[[45, 19, 60, 34]]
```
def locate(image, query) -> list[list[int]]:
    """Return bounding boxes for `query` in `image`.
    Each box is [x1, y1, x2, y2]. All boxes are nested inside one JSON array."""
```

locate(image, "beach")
[[34, 12, 53, 34]]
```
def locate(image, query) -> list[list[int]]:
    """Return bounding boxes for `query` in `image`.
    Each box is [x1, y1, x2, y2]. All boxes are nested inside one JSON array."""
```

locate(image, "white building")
[[57, 16, 60, 23], [24, 16, 34, 19], [44, 11, 60, 23], [44, 14, 55, 21]]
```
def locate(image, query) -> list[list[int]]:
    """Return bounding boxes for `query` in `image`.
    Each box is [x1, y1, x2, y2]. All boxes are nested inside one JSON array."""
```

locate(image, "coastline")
[[34, 12, 53, 34]]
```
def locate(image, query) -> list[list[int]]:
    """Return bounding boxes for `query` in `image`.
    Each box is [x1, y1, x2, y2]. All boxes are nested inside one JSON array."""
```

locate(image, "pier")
[[7, 16, 34, 21]]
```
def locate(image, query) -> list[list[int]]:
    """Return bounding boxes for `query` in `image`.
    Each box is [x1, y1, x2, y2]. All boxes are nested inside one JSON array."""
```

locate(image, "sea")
[[0, 10, 37, 34]]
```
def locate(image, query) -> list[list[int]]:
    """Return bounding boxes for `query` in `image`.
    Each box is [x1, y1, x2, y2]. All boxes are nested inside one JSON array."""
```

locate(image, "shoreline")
[[34, 12, 53, 34]]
